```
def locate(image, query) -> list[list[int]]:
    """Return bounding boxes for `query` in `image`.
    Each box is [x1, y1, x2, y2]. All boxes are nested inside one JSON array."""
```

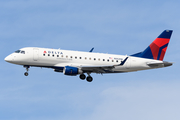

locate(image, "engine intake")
[[63, 66, 82, 76]]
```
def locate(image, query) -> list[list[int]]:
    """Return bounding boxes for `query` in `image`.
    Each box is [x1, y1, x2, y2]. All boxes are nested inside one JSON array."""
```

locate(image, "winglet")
[[119, 57, 128, 65], [89, 47, 94, 52]]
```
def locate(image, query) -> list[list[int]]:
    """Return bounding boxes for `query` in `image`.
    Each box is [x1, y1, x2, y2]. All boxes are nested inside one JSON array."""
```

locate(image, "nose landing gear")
[[24, 65, 30, 76], [24, 72, 28, 76]]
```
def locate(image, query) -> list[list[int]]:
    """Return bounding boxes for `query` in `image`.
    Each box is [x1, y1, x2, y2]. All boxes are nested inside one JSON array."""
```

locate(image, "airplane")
[[4, 30, 173, 82]]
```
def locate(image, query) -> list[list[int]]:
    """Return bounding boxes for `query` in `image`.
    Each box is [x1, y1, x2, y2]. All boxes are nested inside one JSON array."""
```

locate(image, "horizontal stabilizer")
[[147, 61, 173, 68]]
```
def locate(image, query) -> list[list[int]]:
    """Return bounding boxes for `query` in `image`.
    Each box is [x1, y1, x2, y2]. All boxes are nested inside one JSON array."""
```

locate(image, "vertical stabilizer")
[[131, 30, 173, 61]]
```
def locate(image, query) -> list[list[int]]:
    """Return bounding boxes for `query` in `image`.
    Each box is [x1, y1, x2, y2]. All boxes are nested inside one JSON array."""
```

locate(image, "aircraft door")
[[33, 48, 39, 61]]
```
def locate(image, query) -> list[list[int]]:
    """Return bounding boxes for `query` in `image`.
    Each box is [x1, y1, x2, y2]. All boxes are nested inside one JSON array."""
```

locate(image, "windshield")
[[14, 50, 25, 54], [21, 51, 25, 54], [15, 50, 21, 53]]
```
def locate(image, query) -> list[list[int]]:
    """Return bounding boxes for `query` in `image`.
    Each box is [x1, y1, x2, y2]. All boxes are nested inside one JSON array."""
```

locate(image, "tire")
[[24, 72, 28, 76], [80, 74, 86, 80], [86, 76, 93, 82]]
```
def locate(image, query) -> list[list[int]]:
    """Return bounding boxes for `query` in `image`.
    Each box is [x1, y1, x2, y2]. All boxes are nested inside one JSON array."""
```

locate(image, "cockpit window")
[[15, 50, 21, 53], [21, 51, 25, 54], [14, 50, 25, 54]]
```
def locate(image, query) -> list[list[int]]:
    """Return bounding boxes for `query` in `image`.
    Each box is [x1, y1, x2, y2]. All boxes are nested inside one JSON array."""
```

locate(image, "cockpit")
[[15, 50, 25, 54]]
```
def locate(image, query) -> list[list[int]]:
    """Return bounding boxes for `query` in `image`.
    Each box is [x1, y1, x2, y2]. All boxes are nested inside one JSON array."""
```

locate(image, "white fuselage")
[[4, 30, 173, 82], [5, 47, 165, 73]]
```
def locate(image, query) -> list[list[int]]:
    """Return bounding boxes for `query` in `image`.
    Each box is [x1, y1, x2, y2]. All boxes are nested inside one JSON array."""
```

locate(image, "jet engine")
[[63, 66, 82, 76]]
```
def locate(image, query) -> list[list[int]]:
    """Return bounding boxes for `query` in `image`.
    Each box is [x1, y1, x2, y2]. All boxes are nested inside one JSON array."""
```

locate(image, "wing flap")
[[80, 65, 115, 73]]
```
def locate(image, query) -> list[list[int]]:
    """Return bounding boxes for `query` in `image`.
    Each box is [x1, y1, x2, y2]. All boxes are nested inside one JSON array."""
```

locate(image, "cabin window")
[[112, 60, 114, 62], [94, 58, 96, 60], [48, 54, 50, 56], [61, 55, 63, 57], [43, 54, 45, 56], [79, 57, 81, 59], [66, 56, 68, 58], [103, 59, 105, 61], [85, 57, 87, 60], [52, 55, 54, 57], [71, 56, 72, 58], [89, 58, 91, 60], [57, 55, 59, 57], [98, 58, 100, 61], [116, 60, 118, 62], [75, 56, 77, 59], [107, 59, 109, 62]]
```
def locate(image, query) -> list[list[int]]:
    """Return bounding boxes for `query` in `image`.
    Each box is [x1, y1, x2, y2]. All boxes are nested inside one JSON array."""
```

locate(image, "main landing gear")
[[86, 76, 93, 82], [79, 74, 86, 80], [24, 65, 30, 76], [79, 73, 93, 82]]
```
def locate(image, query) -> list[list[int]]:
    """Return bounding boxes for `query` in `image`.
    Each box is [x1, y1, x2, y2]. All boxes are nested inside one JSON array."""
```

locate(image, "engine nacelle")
[[63, 66, 82, 76]]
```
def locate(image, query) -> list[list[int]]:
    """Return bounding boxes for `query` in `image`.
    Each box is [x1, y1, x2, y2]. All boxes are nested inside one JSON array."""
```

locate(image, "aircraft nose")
[[4, 55, 13, 62]]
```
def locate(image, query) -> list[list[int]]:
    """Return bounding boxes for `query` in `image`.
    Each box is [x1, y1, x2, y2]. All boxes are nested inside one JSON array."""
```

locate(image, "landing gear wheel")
[[80, 74, 86, 80], [24, 72, 28, 76], [86, 76, 93, 82], [24, 65, 30, 76]]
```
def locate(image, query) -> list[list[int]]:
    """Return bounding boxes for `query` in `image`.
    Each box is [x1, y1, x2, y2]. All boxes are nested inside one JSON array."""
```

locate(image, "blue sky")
[[1, 0, 180, 120]]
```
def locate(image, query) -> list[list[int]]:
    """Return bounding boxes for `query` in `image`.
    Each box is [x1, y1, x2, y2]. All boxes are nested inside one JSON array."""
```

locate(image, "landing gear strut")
[[24, 65, 30, 76]]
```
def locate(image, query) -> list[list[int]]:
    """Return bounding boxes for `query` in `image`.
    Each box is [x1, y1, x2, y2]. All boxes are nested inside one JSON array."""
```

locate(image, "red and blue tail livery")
[[132, 30, 173, 61]]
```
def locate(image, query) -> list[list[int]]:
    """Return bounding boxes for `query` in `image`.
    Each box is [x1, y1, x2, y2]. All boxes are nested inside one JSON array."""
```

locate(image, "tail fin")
[[131, 30, 173, 61]]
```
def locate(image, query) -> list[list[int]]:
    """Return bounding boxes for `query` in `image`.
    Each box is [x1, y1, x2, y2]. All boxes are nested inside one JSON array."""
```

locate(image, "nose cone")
[[4, 55, 12, 62]]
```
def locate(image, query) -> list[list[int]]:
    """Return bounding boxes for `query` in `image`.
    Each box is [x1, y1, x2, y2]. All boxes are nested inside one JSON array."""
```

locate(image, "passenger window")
[[85, 57, 87, 60], [52, 55, 54, 57], [107, 59, 109, 62], [75, 56, 77, 59], [43, 54, 45, 56], [116, 60, 118, 62], [66, 56, 68, 58], [79, 57, 81, 59], [103, 59, 105, 61], [48, 54, 50, 56], [98, 58, 100, 61], [57, 55, 59, 57], [112, 60, 114, 62], [71, 56, 72, 58], [61, 55, 63, 57], [89, 58, 91, 60]]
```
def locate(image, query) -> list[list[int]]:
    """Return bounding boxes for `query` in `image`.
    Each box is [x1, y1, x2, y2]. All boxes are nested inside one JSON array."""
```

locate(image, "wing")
[[80, 65, 116, 73], [53, 57, 128, 74], [80, 57, 128, 73]]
